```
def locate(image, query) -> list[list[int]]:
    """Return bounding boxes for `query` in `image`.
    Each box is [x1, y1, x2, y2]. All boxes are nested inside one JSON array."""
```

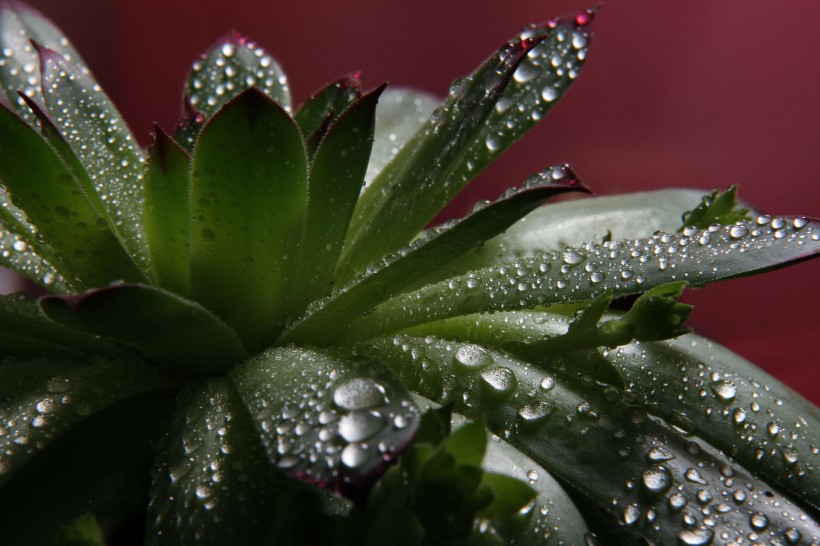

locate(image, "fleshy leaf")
[[420, 189, 707, 285], [190, 89, 308, 350], [0, 357, 171, 486], [0, 293, 128, 360], [340, 216, 819, 341], [0, 217, 68, 292], [56, 514, 104, 546], [284, 165, 587, 345], [147, 379, 280, 545], [364, 87, 439, 184], [38, 45, 149, 272], [620, 281, 692, 341], [0, 1, 86, 123], [0, 394, 172, 544], [338, 30, 546, 278], [0, 102, 145, 287], [229, 346, 420, 500], [39, 284, 249, 378], [294, 72, 362, 143], [292, 85, 383, 312], [173, 95, 205, 153], [340, 14, 593, 278], [361, 335, 820, 545], [680, 185, 750, 231], [143, 125, 192, 295], [186, 32, 290, 118], [603, 331, 820, 510]]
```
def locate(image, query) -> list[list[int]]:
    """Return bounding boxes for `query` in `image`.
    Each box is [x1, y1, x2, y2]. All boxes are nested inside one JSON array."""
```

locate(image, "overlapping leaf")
[[339, 13, 594, 279], [284, 165, 588, 345], [340, 216, 819, 341], [294, 72, 362, 146], [361, 334, 820, 545]]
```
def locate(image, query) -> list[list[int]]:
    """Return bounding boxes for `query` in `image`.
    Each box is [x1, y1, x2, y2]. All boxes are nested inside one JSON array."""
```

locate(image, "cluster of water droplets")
[[148, 380, 276, 542], [230, 348, 419, 494], [345, 216, 818, 339], [40, 50, 149, 271], [479, 13, 591, 159], [0, 358, 166, 480], [187, 34, 290, 118], [360, 333, 819, 545]]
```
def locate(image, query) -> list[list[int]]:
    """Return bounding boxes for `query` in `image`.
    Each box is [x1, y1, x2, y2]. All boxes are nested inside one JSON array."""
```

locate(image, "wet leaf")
[[284, 165, 587, 345], [681, 185, 750, 231], [294, 72, 362, 143], [421, 189, 707, 285], [0, 357, 170, 486], [341, 216, 820, 340], [229, 346, 420, 500], [190, 89, 307, 350], [146, 379, 280, 545], [0, 2, 86, 123], [185, 32, 290, 119], [292, 85, 383, 312], [339, 29, 548, 278], [0, 102, 144, 288], [361, 334, 820, 545], [340, 15, 593, 279], [143, 126, 192, 295], [39, 284, 248, 378], [38, 45, 149, 272], [0, 395, 172, 545], [0, 215, 68, 292]]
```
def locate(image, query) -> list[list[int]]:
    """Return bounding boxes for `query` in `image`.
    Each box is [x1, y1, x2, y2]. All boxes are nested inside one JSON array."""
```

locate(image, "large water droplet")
[[453, 345, 493, 371], [677, 527, 714, 546], [480, 367, 517, 397], [641, 465, 672, 493], [709, 380, 737, 402], [332, 378, 387, 410], [338, 410, 386, 442], [749, 512, 769, 531]]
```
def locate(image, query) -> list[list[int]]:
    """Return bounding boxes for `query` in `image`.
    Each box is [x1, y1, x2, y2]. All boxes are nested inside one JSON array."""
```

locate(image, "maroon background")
[[20, 0, 820, 403]]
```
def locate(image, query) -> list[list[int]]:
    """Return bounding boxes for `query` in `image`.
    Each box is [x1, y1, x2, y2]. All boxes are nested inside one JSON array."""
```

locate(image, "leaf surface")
[[284, 165, 587, 345], [39, 284, 248, 378], [294, 73, 362, 143], [190, 89, 307, 350], [341, 216, 820, 340]]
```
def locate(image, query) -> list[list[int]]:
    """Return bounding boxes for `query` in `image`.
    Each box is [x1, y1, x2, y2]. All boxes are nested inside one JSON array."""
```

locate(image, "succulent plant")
[[0, 3, 817, 545]]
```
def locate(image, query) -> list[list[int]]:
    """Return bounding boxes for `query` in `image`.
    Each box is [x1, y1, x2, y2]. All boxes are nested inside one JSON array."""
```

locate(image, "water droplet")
[[641, 465, 672, 493], [338, 411, 386, 442], [562, 249, 585, 265], [541, 86, 558, 102], [332, 378, 387, 410], [646, 446, 675, 462], [749, 512, 769, 531], [622, 504, 640, 525], [340, 443, 369, 468], [677, 527, 714, 546], [668, 493, 687, 511], [539, 376, 555, 391], [480, 367, 517, 397], [453, 345, 493, 370], [732, 408, 747, 426], [518, 401, 554, 424], [684, 468, 707, 485], [709, 380, 737, 402], [729, 224, 748, 239]]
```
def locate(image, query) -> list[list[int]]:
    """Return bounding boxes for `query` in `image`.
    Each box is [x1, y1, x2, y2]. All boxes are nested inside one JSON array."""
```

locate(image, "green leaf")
[[340, 216, 819, 341], [294, 73, 362, 143], [146, 379, 280, 545], [292, 85, 383, 312], [57, 514, 104, 546], [338, 31, 547, 278], [0, 357, 171, 486], [680, 185, 750, 231], [0, 394, 172, 545], [0, 216, 68, 292], [38, 44, 149, 273], [284, 165, 587, 345], [0, 102, 145, 288], [443, 420, 487, 468], [478, 472, 535, 521], [0, 293, 128, 360], [361, 334, 820, 545], [418, 189, 707, 286], [143, 125, 192, 295], [229, 346, 420, 499], [173, 96, 206, 153], [39, 284, 249, 378], [364, 87, 439, 185], [190, 89, 307, 350], [186, 32, 290, 119], [603, 330, 820, 510], [0, 2, 87, 123], [620, 281, 692, 341], [339, 17, 592, 278]]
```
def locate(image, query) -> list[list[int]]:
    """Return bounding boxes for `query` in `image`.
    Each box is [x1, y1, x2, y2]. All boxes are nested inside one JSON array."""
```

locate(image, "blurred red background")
[[17, 0, 820, 403]]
